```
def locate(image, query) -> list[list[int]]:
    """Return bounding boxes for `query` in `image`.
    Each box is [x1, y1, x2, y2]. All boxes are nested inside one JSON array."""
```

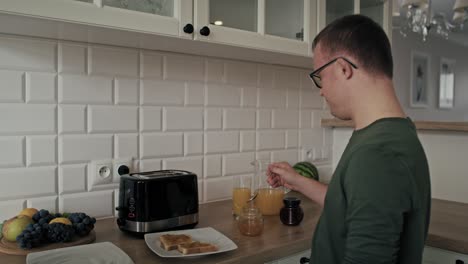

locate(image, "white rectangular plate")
[[144, 227, 237, 258]]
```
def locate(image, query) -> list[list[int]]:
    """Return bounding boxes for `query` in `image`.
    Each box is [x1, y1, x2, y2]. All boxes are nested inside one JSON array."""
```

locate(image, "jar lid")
[[241, 205, 262, 218], [283, 197, 301, 207]]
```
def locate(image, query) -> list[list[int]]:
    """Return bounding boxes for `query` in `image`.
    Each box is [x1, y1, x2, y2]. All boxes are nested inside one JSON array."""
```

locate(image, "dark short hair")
[[312, 15, 393, 78]]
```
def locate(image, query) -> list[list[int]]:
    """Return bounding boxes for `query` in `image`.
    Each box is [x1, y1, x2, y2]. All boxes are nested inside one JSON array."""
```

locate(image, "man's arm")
[[342, 148, 412, 264]]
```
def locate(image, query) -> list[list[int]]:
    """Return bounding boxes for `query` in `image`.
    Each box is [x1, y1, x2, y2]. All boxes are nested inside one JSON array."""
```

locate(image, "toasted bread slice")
[[177, 241, 219, 255], [159, 234, 193, 251]]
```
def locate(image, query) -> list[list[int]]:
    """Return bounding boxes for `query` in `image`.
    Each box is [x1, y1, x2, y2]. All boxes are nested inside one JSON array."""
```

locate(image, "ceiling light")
[[395, 0, 468, 41]]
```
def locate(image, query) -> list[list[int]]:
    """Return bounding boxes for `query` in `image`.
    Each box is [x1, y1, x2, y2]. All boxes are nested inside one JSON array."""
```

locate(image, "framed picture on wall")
[[410, 51, 430, 108], [438, 57, 455, 109]]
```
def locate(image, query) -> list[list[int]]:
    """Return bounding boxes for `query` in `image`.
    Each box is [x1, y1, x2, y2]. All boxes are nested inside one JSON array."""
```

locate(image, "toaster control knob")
[[129, 197, 135, 205]]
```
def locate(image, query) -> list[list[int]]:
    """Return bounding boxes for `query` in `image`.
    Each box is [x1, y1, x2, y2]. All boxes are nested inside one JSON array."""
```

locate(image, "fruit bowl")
[[0, 230, 96, 256], [0, 209, 97, 255]]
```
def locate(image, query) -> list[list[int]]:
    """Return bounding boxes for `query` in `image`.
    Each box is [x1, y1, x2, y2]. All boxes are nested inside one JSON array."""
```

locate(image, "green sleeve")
[[342, 146, 413, 264]]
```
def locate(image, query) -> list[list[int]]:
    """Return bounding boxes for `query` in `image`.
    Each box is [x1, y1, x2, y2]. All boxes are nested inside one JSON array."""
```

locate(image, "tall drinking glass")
[[232, 175, 252, 216]]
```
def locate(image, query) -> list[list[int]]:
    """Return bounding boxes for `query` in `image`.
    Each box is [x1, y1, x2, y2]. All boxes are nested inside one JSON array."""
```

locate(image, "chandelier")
[[396, 0, 468, 41]]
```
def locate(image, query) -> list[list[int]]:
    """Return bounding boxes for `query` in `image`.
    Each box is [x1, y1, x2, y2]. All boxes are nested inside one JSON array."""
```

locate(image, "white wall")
[[392, 29, 468, 121], [332, 128, 468, 204], [0, 34, 334, 220]]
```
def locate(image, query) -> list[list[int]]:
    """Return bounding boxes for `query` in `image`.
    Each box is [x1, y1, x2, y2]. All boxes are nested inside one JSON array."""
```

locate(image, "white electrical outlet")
[[88, 160, 114, 189], [112, 158, 134, 183]]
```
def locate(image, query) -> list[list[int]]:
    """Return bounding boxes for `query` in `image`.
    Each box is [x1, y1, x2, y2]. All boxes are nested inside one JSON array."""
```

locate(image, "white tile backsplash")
[[140, 133, 183, 158], [225, 61, 257, 86], [184, 132, 203, 156], [26, 136, 57, 166], [140, 51, 163, 79], [140, 106, 162, 132], [0, 70, 24, 103], [60, 135, 113, 163], [0, 37, 56, 72], [0, 137, 25, 167], [88, 105, 138, 133], [59, 164, 87, 194], [0, 166, 57, 200], [115, 78, 139, 105], [206, 84, 241, 107], [0, 35, 330, 219], [59, 74, 113, 104], [141, 79, 185, 106], [59, 105, 86, 134], [89, 46, 138, 77], [223, 109, 256, 130], [163, 107, 203, 131], [0, 104, 56, 135], [58, 43, 86, 74], [164, 54, 204, 82], [26, 72, 57, 103]]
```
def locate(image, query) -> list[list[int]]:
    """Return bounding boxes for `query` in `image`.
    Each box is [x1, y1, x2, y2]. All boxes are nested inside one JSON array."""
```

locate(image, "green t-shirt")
[[310, 117, 431, 264]]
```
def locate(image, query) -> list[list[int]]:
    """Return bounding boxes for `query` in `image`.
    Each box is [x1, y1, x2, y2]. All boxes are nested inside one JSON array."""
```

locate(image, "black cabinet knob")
[[200, 26, 211, 36], [456, 260, 464, 264], [300, 257, 310, 264], [183, 23, 194, 34]]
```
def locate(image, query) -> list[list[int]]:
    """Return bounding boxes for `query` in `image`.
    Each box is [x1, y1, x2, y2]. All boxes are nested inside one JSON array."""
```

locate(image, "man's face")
[[312, 44, 353, 120]]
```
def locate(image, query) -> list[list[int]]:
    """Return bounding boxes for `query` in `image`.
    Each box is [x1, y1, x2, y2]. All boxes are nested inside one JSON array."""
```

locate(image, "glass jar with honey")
[[237, 205, 263, 237]]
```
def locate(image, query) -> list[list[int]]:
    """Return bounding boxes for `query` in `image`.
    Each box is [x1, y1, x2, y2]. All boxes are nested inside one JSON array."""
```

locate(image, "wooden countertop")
[[2, 194, 468, 263], [321, 118, 468, 132]]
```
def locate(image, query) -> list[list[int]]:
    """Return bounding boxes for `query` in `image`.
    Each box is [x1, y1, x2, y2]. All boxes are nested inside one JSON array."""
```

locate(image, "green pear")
[[2, 215, 33, 242]]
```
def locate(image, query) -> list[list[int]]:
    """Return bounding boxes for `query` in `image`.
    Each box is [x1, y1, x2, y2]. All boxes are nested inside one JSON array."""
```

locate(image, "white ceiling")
[[392, 0, 468, 46]]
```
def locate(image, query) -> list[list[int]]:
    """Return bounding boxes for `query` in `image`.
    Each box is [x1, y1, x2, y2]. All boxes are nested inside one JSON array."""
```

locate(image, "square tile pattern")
[[0, 35, 332, 220]]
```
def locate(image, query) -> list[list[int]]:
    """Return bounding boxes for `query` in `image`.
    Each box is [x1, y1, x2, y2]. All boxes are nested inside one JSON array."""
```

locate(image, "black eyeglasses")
[[309, 57, 358, 89]]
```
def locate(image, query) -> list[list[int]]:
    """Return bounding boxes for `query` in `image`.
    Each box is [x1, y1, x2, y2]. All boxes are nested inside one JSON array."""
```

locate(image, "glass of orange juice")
[[232, 175, 253, 217]]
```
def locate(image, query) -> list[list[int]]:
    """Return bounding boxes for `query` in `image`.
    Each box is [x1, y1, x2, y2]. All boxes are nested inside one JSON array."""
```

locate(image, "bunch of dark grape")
[[16, 223, 48, 249], [68, 213, 96, 237], [32, 209, 56, 227], [47, 223, 75, 243]]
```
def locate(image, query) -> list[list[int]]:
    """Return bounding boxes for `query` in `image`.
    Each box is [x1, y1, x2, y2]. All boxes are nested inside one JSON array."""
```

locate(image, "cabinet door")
[[194, 0, 316, 56], [360, 0, 392, 36], [317, 0, 391, 39], [0, 0, 193, 38]]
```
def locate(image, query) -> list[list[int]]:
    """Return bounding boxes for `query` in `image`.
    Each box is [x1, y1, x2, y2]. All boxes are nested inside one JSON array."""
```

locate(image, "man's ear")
[[337, 59, 353, 80]]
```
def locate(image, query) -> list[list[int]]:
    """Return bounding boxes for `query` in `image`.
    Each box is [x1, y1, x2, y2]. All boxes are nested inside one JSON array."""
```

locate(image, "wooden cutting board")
[[0, 230, 95, 256]]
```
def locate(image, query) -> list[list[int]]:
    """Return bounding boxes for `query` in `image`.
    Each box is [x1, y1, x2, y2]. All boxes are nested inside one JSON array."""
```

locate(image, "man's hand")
[[267, 161, 329, 207], [267, 162, 301, 191]]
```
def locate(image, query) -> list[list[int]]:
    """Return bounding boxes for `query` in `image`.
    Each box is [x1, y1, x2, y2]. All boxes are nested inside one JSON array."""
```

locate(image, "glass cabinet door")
[[360, 0, 384, 28], [102, 0, 174, 17], [209, 0, 257, 32], [265, 0, 304, 41], [326, 0, 354, 25]]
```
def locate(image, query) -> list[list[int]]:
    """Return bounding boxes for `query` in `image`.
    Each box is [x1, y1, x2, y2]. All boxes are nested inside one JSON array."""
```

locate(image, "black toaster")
[[116, 170, 198, 234]]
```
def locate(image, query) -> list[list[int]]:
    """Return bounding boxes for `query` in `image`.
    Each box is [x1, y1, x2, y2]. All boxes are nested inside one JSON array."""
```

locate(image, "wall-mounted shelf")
[[321, 118, 468, 133]]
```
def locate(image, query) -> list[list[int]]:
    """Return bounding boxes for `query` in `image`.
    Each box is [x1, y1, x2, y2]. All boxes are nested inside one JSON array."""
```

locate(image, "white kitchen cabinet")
[[0, 0, 193, 38], [0, 0, 390, 67], [194, 0, 317, 57], [318, 0, 392, 37]]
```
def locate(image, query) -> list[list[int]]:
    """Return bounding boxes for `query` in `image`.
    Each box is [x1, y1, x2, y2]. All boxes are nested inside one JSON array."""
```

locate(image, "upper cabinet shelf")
[[0, 0, 391, 68]]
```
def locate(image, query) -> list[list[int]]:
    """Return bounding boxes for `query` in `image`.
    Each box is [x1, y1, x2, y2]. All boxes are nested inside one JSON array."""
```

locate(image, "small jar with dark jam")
[[280, 197, 304, 226]]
